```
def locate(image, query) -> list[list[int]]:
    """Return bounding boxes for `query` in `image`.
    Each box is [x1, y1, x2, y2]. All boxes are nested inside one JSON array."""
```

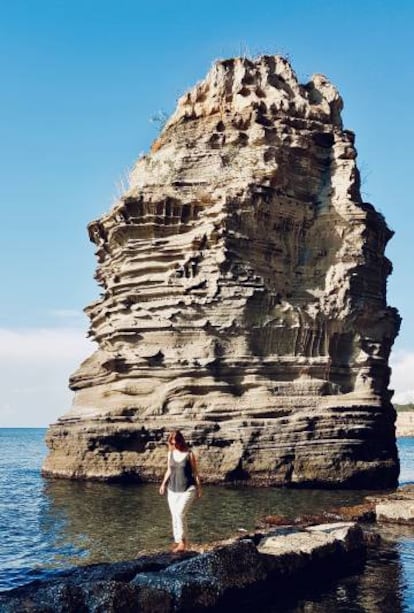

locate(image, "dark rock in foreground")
[[0, 523, 366, 612]]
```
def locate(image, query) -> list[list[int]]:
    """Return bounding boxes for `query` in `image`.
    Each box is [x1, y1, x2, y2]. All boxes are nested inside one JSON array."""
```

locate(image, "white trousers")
[[167, 487, 196, 543]]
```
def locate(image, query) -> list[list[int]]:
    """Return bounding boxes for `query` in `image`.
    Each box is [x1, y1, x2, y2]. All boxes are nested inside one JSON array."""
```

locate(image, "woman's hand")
[[159, 483, 166, 495]]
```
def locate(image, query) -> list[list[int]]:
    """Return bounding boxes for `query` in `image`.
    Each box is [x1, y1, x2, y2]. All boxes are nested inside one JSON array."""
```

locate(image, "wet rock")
[[0, 552, 194, 613], [131, 540, 267, 611], [0, 581, 170, 613], [65, 551, 197, 583], [261, 512, 332, 527], [327, 503, 376, 523], [0, 523, 367, 612], [262, 514, 296, 526], [260, 508, 374, 528], [0, 582, 86, 613], [70, 581, 140, 613]]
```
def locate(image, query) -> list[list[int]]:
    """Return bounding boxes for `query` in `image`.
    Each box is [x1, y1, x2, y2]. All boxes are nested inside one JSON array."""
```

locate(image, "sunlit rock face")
[[43, 56, 400, 487]]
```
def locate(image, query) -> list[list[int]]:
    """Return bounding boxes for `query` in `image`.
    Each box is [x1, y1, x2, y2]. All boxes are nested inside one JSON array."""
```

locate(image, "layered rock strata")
[[43, 55, 400, 487]]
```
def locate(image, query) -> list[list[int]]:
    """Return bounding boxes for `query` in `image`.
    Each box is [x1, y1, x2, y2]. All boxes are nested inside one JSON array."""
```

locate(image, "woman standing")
[[159, 430, 201, 552]]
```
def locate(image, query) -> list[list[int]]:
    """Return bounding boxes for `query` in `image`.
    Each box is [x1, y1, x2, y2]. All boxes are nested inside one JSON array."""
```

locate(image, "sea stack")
[[43, 56, 400, 487]]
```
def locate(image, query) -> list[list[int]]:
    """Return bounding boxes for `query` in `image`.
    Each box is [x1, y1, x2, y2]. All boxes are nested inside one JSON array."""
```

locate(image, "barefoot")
[[174, 540, 186, 552]]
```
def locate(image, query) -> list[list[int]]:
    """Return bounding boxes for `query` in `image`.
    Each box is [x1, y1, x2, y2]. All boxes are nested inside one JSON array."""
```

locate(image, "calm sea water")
[[1, 429, 413, 612]]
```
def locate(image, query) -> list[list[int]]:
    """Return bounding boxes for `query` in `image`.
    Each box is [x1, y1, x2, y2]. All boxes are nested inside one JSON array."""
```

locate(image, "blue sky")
[[1, 0, 413, 426]]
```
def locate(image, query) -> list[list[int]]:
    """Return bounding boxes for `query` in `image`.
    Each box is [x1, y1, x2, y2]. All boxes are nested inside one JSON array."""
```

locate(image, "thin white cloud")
[[0, 327, 93, 360], [49, 309, 84, 319], [1, 327, 411, 426], [390, 350, 414, 404], [0, 327, 94, 427]]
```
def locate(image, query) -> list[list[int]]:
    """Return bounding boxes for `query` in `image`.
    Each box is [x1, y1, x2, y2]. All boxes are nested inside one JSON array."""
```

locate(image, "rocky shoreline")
[[0, 523, 366, 613], [2, 486, 413, 612], [396, 411, 414, 437]]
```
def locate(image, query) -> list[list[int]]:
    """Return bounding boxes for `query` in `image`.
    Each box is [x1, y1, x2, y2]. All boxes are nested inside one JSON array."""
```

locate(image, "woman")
[[159, 430, 201, 552]]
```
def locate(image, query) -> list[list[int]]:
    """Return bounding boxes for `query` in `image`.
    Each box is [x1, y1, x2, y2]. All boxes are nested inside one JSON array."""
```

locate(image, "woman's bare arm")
[[159, 453, 171, 495], [190, 451, 202, 498]]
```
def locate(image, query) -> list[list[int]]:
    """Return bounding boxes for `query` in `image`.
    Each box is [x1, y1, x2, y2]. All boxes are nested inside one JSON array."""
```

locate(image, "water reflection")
[[276, 530, 406, 613], [4, 430, 414, 606], [37, 480, 414, 611], [40, 479, 371, 568], [40, 480, 170, 567]]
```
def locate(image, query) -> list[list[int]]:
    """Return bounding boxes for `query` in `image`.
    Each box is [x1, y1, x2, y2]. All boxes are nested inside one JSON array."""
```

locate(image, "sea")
[[1, 429, 414, 612]]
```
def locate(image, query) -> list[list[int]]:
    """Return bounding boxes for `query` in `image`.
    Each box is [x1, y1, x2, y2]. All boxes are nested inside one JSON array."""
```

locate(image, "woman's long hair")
[[168, 430, 188, 452]]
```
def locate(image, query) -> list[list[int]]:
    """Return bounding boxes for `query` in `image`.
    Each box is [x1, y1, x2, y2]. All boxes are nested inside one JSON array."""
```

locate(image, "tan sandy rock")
[[43, 55, 400, 487], [376, 500, 414, 524], [396, 411, 414, 437], [373, 485, 414, 524]]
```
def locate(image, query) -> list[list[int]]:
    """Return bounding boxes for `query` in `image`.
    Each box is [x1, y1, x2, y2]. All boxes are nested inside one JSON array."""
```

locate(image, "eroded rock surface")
[[43, 55, 400, 487]]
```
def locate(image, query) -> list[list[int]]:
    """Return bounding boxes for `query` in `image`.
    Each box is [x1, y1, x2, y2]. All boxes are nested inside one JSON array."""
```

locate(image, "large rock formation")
[[43, 55, 400, 487]]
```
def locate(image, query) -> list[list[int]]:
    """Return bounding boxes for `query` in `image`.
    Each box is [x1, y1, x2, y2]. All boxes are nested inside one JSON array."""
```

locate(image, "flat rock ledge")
[[371, 484, 414, 525], [260, 485, 414, 529], [0, 522, 365, 613], [396, 411, 414, 437]]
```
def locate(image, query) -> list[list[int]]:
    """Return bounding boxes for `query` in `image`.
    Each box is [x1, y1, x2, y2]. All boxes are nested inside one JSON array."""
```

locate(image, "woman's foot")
[[172, 540, 186, 552]]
